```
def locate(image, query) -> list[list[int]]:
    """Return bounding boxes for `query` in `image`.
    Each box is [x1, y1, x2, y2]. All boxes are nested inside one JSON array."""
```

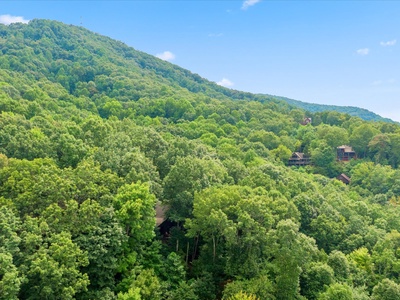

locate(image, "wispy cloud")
[[380, 39, 396, 47], [372, 80, 383, 86], [208, 33, 223, 38], [217, 78, 234, 87], [156, 51, 175, 62], [0, 14, 29, 25], [242, 0, 261, 10], [372, 79, 396, 86], [356, 48, 369, 56]]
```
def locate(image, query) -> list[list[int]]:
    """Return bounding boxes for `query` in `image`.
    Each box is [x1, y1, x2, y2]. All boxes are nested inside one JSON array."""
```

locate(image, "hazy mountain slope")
[[279, 96, 393, 122]]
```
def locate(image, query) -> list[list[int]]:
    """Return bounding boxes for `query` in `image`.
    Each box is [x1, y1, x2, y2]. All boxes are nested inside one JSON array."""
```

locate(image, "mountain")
[[0, 19, 282, 105], [0, 19, 390, 122], [277, 96, 394, 122], [2, 19, 400, 300]]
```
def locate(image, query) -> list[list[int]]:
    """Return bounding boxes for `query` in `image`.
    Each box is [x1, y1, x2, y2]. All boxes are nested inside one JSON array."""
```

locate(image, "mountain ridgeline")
[[0, 19, 390, 122], [279, 96, 394, 123], [2, 19, 400, 300]]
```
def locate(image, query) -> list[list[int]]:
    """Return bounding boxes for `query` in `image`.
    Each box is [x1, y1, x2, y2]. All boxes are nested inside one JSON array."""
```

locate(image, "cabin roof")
[[337, 173, 351, 184], [337, 145, 355, 153], [155, 202, 168, 226], [292, 152, 305, 159]]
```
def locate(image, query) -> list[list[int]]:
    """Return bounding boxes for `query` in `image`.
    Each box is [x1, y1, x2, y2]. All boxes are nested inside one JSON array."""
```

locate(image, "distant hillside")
[[0, 19, 391, 123], [277, 96, 394, 122]]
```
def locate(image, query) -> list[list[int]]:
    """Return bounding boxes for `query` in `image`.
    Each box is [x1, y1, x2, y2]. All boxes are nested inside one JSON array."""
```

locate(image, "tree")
[[296, 124, 317, 153], [0, 206, 23, 299], [347, 247, 374, 288], [0, 251, 22, 300], [41, 199, 126, 296], [113, 182, 157, 279], [55, 133, 88, 168], [327, 250, 350, 282], [19, 222, 89, 300], [349, 124, 379, 158], [163, 156, 228, 221], [6, 127, 54, 160], [368, 134, 391, 164], [248, 130, 280, 150], [122, 269, 163, 300], [316, 124, 349, 148], [0, 158, 72, 216], [268, 219, 318, 300], [388, 133, 400, 168], [271, 144, 292, 163], [222, 275, 275, 300], [187, 185, 275, 278], [225, 291, 259, 300], [310, 141, 336, 175], [372, 230, 400, 280], [318, 283, 353, 300], [300, 262, 334, 300], [310, 211, 346, 253], [371, 279, 400, 300], [166, 281, 198, 300]]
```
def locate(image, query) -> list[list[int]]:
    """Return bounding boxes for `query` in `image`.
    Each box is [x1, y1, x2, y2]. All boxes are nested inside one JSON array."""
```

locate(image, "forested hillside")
[[278, 97, 394, 123], [2, 19, 400, 300]]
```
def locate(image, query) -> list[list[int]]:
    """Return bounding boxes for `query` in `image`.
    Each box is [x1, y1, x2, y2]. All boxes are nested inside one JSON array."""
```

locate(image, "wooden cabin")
[[288, 152, 311, 166], [156, 202, 168, 227], [155, 202, 176, 240], [337, 145, 356, 161], [300, 117, 312, 125], [337, 173, 351, 185]]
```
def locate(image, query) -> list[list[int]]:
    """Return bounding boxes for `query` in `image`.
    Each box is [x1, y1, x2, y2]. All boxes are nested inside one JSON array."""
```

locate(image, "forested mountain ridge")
[[2, 19, 400, 300], [0, 19, 286, 109], [0, 19, 389, 122], [279, 96, 393, 123]]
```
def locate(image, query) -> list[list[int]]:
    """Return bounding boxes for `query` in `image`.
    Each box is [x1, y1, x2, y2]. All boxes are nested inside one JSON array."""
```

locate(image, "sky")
[[1, 1, 400, 121]]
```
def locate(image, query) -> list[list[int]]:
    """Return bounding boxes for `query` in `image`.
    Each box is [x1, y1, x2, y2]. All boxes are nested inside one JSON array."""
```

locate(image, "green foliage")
[[222, 275, 275, 300], [114, 182, 156, 249], [371, 278, 400, 300], [19, 224, 89, 300], [163, 156, 228, 221], [1, 18, 400, 300], [300, 262, 335, 300], [282, 96, 393, 122], [0, 251, 22, 300], [225, 291, 260, 300], [350, 124, 380, 158], [317, 283, 353, 300], [268, 219, 318, 300], [327, 250, 350, 282], [187, 185, 276, 278]]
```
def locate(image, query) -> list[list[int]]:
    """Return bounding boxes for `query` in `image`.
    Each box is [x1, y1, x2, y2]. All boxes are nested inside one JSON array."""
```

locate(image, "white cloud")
[[0, 14, 29, 25], [156, 51, 175, 61], [242, 0, 261, 10], [380, 39, 396, 47], [356, 48, 369, 55], [217, 78, 234, 87]]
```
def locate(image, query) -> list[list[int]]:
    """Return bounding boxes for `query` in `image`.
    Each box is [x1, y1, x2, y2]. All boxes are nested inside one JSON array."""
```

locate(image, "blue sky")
[[1, 1, 400, 121]]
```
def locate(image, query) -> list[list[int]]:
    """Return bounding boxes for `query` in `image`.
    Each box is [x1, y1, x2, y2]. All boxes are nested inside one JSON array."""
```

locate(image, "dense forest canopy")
[[1, 19, 400, 300]]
